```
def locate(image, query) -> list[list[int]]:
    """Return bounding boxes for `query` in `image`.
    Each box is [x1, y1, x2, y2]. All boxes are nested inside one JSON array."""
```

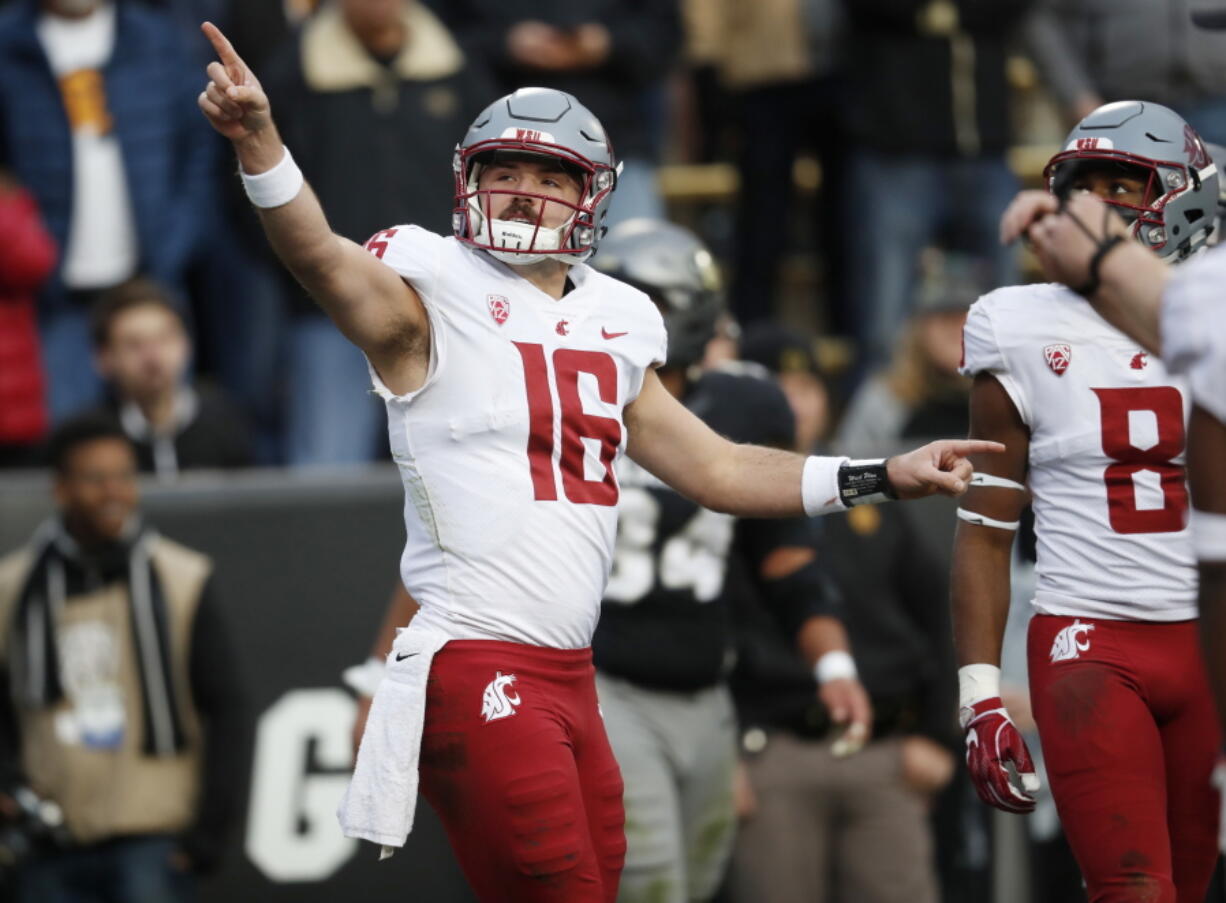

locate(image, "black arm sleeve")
[[736, 517, 844, 637], [180, 577, 251, 873], [894, 510, 959, 746]]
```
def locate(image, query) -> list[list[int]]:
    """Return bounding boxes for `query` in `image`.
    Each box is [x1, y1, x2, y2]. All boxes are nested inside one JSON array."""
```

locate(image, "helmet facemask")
[[454, 145, 617, 266], [1045, 150, 1214, 261]]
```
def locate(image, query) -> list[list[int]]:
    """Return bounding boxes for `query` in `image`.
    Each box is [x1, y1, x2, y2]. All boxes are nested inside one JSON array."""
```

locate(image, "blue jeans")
[[285, 315, 385, 467], [846, 151, 1020, 370], [17, 836, 196, 903], [40, 308, 103, 423]]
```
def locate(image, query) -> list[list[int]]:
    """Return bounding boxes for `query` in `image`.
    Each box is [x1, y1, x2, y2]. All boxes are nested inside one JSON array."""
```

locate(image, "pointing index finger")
[[201, 21, 244, 79], [942, 440, 1006, 458]]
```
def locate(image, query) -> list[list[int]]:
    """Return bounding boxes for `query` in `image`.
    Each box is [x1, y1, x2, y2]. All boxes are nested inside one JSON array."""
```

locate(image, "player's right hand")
[[961, 696, 1040, 813], [198, 21, 271, 143]]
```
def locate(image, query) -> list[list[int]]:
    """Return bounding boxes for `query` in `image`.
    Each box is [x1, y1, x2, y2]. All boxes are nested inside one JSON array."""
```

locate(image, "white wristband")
[[341, 656, 385, 698], [958, 663, 1001, 708], [802, 455, 849, 516], [240, 145, 304, 208], [1192, 508, 1226, 562], [814, 650, 858, 684]]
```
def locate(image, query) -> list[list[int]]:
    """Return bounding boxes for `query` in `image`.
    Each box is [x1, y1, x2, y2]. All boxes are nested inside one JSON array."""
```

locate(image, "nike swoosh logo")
[[601, 328, 628, 340], [395, 652, 418, 662]]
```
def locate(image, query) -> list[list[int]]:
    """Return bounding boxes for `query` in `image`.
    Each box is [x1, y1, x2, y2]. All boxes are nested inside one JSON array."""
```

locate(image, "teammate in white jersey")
[[196, 22, 997, 903], [955, 101, 1221, 903]]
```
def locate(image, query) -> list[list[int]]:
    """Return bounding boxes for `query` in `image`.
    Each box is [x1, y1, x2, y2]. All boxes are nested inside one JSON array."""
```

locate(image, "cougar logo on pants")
[[481, 672, 521, 723], [1050, 620, 1094, 663]]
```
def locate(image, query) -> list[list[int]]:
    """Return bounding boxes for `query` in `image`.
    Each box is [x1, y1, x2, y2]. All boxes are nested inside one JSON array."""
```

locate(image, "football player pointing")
[[198, 22, 996, 903], [954, 101, 1221, 903]]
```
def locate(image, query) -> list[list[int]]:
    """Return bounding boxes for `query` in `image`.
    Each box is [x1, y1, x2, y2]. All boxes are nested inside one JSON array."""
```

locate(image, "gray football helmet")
[[1045, 101, 1219, 261], [453, 87, 618, 266], [1207, 142, 1226, 246], [591, 219, 724, 370]]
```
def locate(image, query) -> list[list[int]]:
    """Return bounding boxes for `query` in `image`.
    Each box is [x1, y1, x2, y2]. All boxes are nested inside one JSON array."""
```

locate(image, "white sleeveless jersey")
[[1162, 246, 1226, 424], [364, 226, 668, 648], [961, 283, 1196, 621]]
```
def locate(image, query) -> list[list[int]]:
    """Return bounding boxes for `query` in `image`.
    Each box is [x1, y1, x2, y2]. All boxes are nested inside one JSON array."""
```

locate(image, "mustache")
[[496, 198, 539, 223]]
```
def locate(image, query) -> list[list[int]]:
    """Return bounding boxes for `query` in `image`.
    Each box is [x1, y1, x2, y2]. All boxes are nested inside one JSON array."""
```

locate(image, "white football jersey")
[[961, 283, 1196, 621], [365, 226, 668, 649], [1162, 246, 1226, 424]]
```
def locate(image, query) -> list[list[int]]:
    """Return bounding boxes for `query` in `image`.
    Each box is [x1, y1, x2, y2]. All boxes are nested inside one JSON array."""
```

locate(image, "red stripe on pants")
[[1028, 615, 1219, 903], [418, 640, 625, 903]]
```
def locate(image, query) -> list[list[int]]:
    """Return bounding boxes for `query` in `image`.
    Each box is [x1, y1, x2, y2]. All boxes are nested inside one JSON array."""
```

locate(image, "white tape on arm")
[[957, 507, 1021, 531], [958, 663, 1002, 709], [970, 473, 1027, 492], [240, 145, 304, 208], [802, 455, 849, 516], [1192, 508, 1226, 562]]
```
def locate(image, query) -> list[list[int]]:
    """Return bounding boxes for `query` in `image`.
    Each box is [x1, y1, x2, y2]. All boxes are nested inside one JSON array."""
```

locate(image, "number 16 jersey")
[[365, 226, 668, 649], [961, 283, 1196, 621]]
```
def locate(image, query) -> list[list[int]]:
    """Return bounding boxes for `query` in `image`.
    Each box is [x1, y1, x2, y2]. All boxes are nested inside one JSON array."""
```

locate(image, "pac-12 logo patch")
[[1050, 620, 1094, 663], [1043, 343, 1071, 376], [488, 294, 510, 326], [481, 672, 521, 723]]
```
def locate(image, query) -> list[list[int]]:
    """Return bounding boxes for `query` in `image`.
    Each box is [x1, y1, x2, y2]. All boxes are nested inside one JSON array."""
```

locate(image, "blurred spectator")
[[0, 415, 249, 902], [0, 174, 56, 469], [718, 0, 850, 330], [1025, 0, 1226, 143], [728, 333, 957, 903], [833, 251, 987, 456], [841, 0, 1029, 371], [0, 0, 216, 421], [262, 0, 490, 466], [442, 0, 683, 227], [77, 278, 252, 478], [738, 322, 832, 456]]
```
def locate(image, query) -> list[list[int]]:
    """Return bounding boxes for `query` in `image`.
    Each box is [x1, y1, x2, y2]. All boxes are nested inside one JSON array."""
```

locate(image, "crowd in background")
[[4, 0, 1226, 473], [4, 0, 1226, 901]]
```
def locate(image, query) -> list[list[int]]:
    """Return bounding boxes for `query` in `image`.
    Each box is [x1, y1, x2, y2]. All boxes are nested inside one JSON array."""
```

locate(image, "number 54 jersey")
[[364, 226, 668, 649], [961, 283, 1196, 621]]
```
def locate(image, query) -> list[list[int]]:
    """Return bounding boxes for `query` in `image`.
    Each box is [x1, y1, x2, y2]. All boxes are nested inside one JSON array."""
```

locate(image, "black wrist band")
[[1074, 234, 1125, 297], [837, 458, 898, 507]]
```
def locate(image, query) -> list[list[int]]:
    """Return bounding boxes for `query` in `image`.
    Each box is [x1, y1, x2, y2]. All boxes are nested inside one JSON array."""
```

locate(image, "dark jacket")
[[842, 0, 1033, 156], [732, 503, 958, 747], [84, 385, 254, 478], [262, 3, 493, 315], [0, 0, 216, 312], [441, 0, 682, 161]]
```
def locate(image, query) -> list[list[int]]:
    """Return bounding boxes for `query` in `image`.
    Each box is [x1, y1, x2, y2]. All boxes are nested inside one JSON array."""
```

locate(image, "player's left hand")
[[887, 440, 1005, 499], [819, 677, 873, 758]]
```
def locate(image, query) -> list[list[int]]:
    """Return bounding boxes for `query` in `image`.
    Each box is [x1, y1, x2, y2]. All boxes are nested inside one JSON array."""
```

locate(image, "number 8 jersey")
[[961, 283, 1196, 621], [365, 225, 668, 649]]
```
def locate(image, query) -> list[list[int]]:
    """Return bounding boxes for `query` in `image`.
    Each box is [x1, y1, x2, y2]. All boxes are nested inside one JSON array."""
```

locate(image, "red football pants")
[[418, 640, 625, 903], [1028, 615, 1220, 903]]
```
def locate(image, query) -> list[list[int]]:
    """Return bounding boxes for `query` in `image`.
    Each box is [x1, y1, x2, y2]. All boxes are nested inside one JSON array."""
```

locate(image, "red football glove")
[[961, 697, 1040, 814]]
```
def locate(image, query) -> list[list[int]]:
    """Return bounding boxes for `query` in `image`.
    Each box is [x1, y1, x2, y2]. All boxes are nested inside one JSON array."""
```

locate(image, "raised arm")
[[197, 22, 427, 394], [624, 368, 1002, 517]]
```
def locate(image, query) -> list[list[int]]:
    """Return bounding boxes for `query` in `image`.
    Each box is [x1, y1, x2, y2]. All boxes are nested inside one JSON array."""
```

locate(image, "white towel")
[[337, 621, 449, 854]]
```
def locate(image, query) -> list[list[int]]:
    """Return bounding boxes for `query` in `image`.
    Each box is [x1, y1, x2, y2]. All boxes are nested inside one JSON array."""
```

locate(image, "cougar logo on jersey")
[[480, 672, 521, 723], [1050, 620, 1094, 663], [1043, 343, 1071, 376], [1130, 352, 1148, 370], [487, 294, 510, 326]]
